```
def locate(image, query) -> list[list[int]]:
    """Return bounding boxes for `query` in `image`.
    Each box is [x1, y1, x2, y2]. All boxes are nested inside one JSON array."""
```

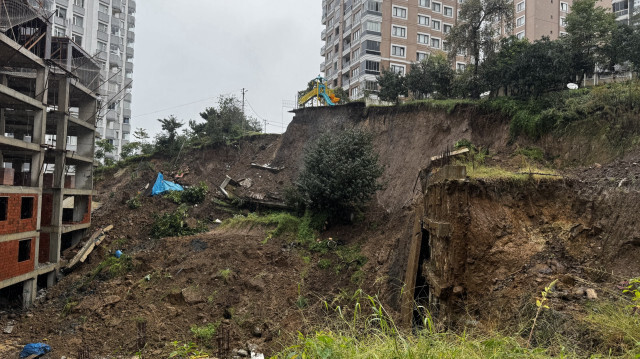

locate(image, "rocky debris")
[[251, 326, 262, 338], [586, 288, 598, 300], [181, 287, 205, 304], [3, 320, 15, 334], [237, 348, 249, 357]]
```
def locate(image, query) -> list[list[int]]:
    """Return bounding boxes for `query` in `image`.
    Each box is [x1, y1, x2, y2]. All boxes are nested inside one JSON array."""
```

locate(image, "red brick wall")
[[39, 233, 50, 264], [0, 238, 36, 281], [0, 193, 39, 235], [41, 194, 53, 227]]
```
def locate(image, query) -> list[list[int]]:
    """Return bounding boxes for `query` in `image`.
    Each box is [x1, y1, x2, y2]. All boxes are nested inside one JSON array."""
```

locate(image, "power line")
[[130, 89, 241, 120]]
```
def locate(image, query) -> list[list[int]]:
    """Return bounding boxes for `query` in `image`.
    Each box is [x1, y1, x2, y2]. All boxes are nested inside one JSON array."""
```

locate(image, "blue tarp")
[[20, 343, 51, 358], [151, 172, 184, 196]]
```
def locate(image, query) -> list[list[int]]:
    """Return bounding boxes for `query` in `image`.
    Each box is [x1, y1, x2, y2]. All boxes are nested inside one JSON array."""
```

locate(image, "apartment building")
[[320, 0, 612, 98], [613, 0, 639, 24], [0, 0, 98, 307], [51, 0, 136, 160]]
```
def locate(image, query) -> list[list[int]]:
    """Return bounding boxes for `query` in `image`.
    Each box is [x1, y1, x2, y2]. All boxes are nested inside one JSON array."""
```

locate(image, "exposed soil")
[[0, 104, 638, 358]]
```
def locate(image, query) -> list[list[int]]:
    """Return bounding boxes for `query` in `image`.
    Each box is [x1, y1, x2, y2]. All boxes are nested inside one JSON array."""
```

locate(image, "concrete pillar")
[[22, 278, 36, 309], [76, 127, 94, 158], [78, 98, 97, 125], [75, 163, 92, 190], [46, 271, 55, 288]]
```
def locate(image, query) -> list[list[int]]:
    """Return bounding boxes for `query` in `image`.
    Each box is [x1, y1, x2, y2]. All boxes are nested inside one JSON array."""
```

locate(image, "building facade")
[[0, 0, 98, 307], [320, 0, 613, 97], [613, 0, 639, 24], [51, 0, 136, 160]]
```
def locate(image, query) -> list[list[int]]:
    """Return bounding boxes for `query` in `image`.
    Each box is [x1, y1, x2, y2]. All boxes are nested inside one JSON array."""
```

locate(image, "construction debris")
[[250, 163, 284, 173], [3, 321, 15, 334], [66, 225, 113, 270]]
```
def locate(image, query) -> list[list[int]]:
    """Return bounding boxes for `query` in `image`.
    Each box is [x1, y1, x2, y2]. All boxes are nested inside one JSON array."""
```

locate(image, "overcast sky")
[[131, 1, 323, 137]]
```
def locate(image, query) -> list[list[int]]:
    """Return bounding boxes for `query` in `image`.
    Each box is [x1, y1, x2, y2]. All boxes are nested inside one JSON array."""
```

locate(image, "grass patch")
[[218, 269, 232, 284], [191, 322, 221, 344], [150, 204, 207, 238], [400, 98, 476, 114], [461, 163, 560, 181], [222, 210, 325, 245]]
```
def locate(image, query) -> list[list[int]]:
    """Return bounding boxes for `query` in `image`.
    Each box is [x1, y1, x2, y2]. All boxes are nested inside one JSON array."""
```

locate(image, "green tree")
[[194, 95, 261, 146], [446, 0, 514, 98], [600, 23, 634, 73], [564, 0, 616, 84], [481, 36, 530, 96], [95, 138, 115, 162], [119, 141, 140, 159], [155, 116, 184, 155], [297, 129, 383, 219], [406, 53, 455, 99], [377, 68, 407, 104], [514, 37, 573, 97], [133, 127, 154, 155], [332, 87, 350, 104]]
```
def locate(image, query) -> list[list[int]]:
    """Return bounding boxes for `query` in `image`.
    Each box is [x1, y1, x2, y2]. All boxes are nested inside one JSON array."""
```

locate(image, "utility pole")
[[263, 119, 267, 134], [241, 88, 247, 135]]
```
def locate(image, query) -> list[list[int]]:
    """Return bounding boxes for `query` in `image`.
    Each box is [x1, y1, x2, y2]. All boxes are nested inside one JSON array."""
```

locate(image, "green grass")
[[190, 322, 221, 343], [461, 163, 560, 181], [274, 293, 640, 359], [399, 98, 476, 114]]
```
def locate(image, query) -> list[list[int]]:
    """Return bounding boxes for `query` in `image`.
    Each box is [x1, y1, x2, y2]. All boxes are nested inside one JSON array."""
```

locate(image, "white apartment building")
[[52, 0, 136, 160], [613, 0, 639, 24]]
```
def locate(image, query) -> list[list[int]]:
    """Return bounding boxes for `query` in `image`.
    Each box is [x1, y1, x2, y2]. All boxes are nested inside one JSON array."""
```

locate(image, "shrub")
[[127, 194, 142, 209], [182, 182, 208, 204], [297, 130, 383, 219], [150, 205, 207, 238]]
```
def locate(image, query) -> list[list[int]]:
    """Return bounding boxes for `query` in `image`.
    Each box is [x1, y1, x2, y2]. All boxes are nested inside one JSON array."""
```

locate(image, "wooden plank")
[[66, 225, 113, 269], [430, 148, 469, 162]]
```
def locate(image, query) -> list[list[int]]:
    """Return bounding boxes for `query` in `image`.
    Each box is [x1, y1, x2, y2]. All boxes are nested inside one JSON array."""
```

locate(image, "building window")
[[367, 0, 382, 12], [73, 14, 83, 27], [516, 16, 525, 27], [98, 22, 108, 33], [365, 20, 381, 33], [73, 0, 84, 7], [560, 17, 567, 27], [72, 34, 82, 45], [456, 63, 466, 72], [443, 23, 452, 34], [0, 197, 7, 221], [392, 25, 406, 38], [98, 41, 107, 51], [352, 29, 360, 41], [419, 0, 431, 8], [417, 52, 428, 61], [364, 40, 380, 54], [432, 20, 441, 31], [390, 64, 405, 75], [352, 67, 360, 78], [392, 6, 407, 19], [99, 3, 108, 13], [351, 87, 359, 98], [516, 31, 525, 39], [517, 1, 525, 12], [391, 45, 406, 57], [352, 47, 360, 60], [18, 239, 31, 262], [364, 80, 378, 91], [418, 15, 430, 26], [418, 33, 429, 44], [443, 41, 451, 51], [432, 2, 441, 13], [443, 6, 453, 17], [20, 197, 34, 219], [56, 6, 67, 18], [560, 2, 568, 12], [431, 38, 441, 48], [365, 60, 380, 74]]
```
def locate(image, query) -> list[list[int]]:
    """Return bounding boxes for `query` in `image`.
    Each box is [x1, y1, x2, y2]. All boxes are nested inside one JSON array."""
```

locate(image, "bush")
[[150, 205, 207, 238], [182, 182, 208, 204], [297, 130, 383, 219], [127, 194, 142, 209]]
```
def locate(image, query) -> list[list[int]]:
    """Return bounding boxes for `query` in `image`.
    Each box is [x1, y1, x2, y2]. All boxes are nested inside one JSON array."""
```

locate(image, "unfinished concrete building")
[[0, 0, 99, 308]]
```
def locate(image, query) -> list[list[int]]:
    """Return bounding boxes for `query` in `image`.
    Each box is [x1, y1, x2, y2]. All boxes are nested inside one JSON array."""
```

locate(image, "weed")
[[515, 146, 545, 162], [127, 193, 142, 209], [150, 205, 207, 238], [527, 279, 557, 348], [168, 341, 208, 358], [181, 182, 208, 204], [164, 191, 183, 204], [622, 277, 640, 313], [190, 322, 221, 343], [318, 259, 332, 269], [296, 295, 309, 309], [61, 299, 78, 317], [80, 255, 133, 289], [218, 269, 232, 284], [350, 270, 365, 285]]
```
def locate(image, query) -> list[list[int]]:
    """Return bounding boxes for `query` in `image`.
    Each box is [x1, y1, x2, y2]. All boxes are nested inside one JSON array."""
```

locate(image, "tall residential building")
[[51, 0, 136, 160], [320, 0, 612, 97], [1, 0, 98, 307], [613, 0, 639, 24]]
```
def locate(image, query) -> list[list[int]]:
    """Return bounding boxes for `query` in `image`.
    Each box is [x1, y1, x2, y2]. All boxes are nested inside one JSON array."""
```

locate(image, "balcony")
[[124, 93, 132, 102], [98, 10, 110, 23], [109, 53, 122, 67], [72, 3, 85, 15], [125, 61, 133, 72], [54, 16, 65, 26], [124, 79, 133, 89], [126, 46, 134, 58], [96, 50, 108, 61], [71, 24, 83, 34], [112, 0, 122, 13], [127, 30, 135, 42], [128, 0, 136, 12], [97, 30, 109, 42], [105, 110, 117, 121], [128, 14, 135, 26], [105, 129, 116, 139], [110, 34, 122, 46], [122, 123, 131, 133], [123, 108, 131, 117]]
